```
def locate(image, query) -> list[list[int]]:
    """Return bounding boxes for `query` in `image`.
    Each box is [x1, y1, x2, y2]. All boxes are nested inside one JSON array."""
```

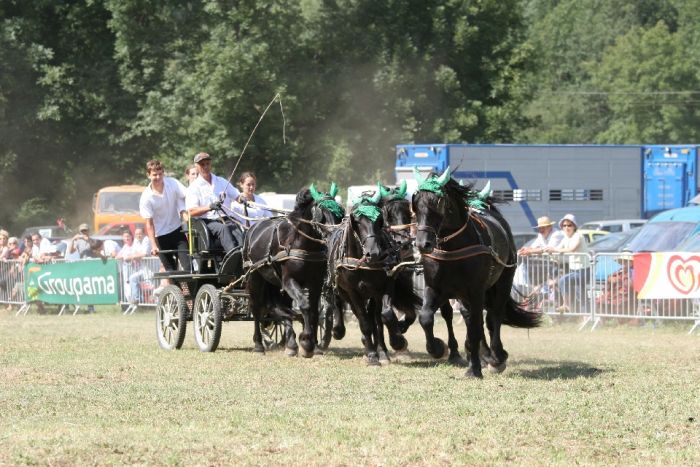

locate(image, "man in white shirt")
[[518, 216, 565, 256], [31, 232, 55, 262], [185, 152, 242, 253], [139, 159, 190, 272]]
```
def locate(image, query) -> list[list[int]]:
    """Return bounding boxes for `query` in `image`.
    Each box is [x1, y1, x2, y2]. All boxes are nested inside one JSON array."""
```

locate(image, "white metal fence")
[[0, 257, 164, 316], [411, 252, 700, 334]]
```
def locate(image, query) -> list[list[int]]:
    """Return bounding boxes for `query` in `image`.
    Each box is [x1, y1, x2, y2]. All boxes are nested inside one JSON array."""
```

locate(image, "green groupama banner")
[[24, 259, 119, 305]]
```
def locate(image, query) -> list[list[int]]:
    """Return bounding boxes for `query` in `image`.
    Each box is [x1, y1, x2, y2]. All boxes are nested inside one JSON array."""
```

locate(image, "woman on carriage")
[[229, 171, 271, 227]]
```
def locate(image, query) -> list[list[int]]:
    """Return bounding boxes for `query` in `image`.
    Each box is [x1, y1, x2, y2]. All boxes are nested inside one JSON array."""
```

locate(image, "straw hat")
[[534, 216, 556, 229]]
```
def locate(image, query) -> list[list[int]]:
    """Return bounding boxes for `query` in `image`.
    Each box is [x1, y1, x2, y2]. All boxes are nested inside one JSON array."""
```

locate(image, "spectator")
[[31, 232, 55, 263], [117, 230, 150, 305], [0, 229, 9, 260], [66, 224, 102, 259], [5, 237, 21, 260], [184, 164, 198, 186], [545, 214, 591, 313], [186, 152, 242, 253], [518, 216, 565, 256], [19, 235, 33, 265], [230, 171, 271, 227], [140, 159, 190, 276]]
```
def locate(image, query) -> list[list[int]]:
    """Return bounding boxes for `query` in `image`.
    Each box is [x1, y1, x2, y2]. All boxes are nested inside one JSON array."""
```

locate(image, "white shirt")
[[556, 231, 590, 269], [32, 238, 54, 260], [102, 240, 121, 258], [230, 194, 271, 226], [133, 236, 151, 255], [140, 177, 187, 236], [186, 174, 240, 220], [531, 229, 565, 249]]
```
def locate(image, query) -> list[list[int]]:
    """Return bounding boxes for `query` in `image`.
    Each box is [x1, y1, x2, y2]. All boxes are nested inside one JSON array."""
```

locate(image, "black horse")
[[412, 168, 541, 378], [327, 187, 420, 365], [244, 184, 344, 357], [379, 181, 467, 364]]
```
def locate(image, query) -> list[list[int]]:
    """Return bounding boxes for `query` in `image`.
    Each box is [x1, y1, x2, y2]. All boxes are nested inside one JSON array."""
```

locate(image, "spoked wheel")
[[156, 285, 188, 350], [260, 320, 285, 350], [193, 284, 223, 352]]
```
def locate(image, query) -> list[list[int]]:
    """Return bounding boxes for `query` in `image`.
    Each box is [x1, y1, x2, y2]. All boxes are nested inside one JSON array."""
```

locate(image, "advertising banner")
[[633, 252, 700, 299], [24, 259, 119, 305]]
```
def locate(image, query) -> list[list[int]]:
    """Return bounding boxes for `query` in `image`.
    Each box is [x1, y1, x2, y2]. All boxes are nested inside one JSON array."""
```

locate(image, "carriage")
[[154, 215, 285, 353]]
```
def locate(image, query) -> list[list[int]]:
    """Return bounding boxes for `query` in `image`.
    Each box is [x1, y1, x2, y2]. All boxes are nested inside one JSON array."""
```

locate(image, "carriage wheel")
[[156, 285, 188, 350], [260, 321, 285, 350], [193, 284, 223, 352]]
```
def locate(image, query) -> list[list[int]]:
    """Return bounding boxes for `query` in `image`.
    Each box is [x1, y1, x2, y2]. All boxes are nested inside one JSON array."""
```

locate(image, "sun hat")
[[193, 152, 211, 164], [78, 223, 89, 232], [559, 213, 578, 229], [534, 216, 556, 229]]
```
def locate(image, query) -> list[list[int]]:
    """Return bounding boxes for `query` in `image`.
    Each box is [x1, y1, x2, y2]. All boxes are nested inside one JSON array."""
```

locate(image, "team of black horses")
[[242, 168, 540, 378]]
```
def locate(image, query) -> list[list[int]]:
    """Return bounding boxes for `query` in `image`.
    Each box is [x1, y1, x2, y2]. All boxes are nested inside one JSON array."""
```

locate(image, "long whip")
[[222, 92, 286, 196]]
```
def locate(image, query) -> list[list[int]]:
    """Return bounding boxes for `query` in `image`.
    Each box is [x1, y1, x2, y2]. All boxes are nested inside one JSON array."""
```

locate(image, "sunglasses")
[[561, 223, 575, 227]]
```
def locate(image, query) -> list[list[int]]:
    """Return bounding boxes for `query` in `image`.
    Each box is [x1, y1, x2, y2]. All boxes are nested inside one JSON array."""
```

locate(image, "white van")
[[579, 219, 647, 233]]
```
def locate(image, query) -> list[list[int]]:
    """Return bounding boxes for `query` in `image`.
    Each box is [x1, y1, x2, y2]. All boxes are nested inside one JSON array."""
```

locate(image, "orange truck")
[[92, 185, 145, 233]]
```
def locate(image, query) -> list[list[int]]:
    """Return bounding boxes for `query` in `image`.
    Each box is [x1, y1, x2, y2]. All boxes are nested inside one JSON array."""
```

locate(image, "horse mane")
[[290, 188, 314, 220], [442, 177, 502, 215]]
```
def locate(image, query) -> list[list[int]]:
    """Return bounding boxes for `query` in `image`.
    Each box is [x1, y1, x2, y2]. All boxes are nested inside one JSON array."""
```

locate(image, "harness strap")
[[335, 256, 385, 271], [423, 244, 516, 267]]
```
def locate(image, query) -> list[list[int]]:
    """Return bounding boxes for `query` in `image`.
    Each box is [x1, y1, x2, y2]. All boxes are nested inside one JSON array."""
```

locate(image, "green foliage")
[[14, 197, 51, 227]]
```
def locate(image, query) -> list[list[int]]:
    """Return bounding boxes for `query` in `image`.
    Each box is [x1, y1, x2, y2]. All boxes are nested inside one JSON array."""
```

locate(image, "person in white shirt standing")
[[185, 152, 242, 252], [139, 159, 190, 273]]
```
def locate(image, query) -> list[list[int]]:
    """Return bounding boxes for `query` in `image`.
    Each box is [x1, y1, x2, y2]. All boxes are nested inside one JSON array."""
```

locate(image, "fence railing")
[[4, 252, 700, 333], [1, 257, 163, 316], [412, 251, 700, 334]]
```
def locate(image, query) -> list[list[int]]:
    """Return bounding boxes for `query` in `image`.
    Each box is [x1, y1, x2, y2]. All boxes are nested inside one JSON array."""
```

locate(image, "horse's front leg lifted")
[[419, 286, 447, 359], [283, 278, 315, 358]]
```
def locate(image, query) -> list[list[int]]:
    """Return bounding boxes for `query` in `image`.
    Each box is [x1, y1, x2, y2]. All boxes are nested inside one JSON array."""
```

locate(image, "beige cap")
[[78, 223, 89, 232]]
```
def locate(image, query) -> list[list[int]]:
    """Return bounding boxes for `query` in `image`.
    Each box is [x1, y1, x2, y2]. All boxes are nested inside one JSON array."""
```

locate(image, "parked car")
[[578, 229, 608, 244], [579, 219, 647, 233], [20, 225, 69, 242], [622, 206, 700, 252], [97, 222, 145, 236], [587, 228, 641, 254]]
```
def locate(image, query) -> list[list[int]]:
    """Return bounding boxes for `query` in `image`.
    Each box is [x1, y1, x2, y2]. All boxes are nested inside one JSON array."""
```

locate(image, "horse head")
[[309, 182, 345, 226], [379, 180, 413, 246], [350, 186, 386, 262]]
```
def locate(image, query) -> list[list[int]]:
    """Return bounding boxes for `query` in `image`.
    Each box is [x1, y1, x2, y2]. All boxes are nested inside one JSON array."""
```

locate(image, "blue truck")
[[394, 144, 699, 231]]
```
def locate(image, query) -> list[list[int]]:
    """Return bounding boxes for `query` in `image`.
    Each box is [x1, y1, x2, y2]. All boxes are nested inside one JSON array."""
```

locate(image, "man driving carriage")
[[185, 152, 243, 253]]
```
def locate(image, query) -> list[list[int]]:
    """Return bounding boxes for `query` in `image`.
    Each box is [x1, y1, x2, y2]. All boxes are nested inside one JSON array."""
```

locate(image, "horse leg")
[[463, 292, 486, 378], [381, 291, 408, 352], [419, 286, 447, 359], [440, 303, 467, 367], [248, 273, 266, 354], [347, 292, 380, 366], [283, 278, 317, 358], [332, 293, 346, 340], [371, 297, 390, 365]]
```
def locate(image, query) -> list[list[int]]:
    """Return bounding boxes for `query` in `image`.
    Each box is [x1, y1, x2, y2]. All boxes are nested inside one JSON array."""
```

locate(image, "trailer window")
[[549, 189, 604, 201], [493, 189, 542, 202]]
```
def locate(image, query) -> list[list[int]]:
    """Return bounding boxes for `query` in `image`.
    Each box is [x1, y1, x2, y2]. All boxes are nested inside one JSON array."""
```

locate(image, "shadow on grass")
[[513, 359, 607, 380]]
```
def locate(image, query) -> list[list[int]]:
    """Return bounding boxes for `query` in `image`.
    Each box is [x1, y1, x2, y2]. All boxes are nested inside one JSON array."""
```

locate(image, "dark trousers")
[[157, 228, 191, 272], [203, 218, 240, 253]]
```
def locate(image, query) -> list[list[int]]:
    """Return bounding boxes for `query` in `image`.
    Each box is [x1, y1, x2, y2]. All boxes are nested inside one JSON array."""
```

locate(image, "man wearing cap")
[[186, 152, 242, 253], [67, 223, 95, 259], [139, 159, 190, 272], [518, 216, 565, 256]]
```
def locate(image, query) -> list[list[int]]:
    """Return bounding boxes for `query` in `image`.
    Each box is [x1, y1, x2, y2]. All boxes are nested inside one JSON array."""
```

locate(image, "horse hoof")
[[378, 351, 391, 366], [332, 327, 346, 340], [314, 347, 325, 356], [428, 338, 447, 359], [285, 347, 298, 357], [299, 347, 314, 358], [252, 346, 265, 354], [488, 362, 507, 374], [365, 355, 381, 366], [389, 335, 408, 352], [465, 367, 483, 379]]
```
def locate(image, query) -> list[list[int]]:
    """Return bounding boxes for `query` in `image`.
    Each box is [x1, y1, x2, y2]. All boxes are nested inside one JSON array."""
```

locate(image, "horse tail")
[[503, 296, 542, 328], [391, 270, 422, 316]]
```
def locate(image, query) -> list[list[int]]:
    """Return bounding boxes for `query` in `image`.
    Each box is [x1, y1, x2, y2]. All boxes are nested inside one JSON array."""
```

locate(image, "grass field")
[[1, 308, 699, 465]]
